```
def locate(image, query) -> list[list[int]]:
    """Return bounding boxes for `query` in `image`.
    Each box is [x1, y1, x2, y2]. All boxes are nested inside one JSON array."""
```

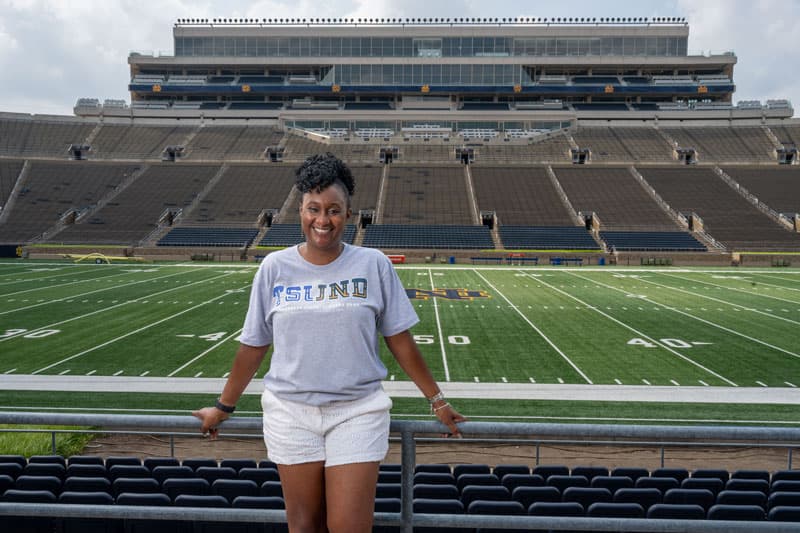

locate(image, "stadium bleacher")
[[3, 454, 799, 529]]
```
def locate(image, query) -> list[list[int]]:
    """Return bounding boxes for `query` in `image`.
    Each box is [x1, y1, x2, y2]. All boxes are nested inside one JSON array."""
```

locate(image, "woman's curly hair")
[[295, 153, 355, 197]]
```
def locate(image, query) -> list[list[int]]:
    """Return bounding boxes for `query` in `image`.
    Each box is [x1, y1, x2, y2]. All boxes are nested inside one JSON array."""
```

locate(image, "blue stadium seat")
[[501, 473, 545, 492], [651, 468, 689, 483], [162, 477, 211, 500], [109, 464, 151, 481], [260, 480, 283, 497], [1, 489, 57, 533], [63, 475, 111, 493], [663, 488, 716, 512], [590, 475, 633, 494], [492, 465, 531, 480], [716, 490, 767, 509], [112, 477, 160, 497], [415, 464, 452, 474], [511, 486, 561, 508], [196, 466, 238, 484], [152, 465, 195, 484], [0, 462, 23, 479], [646, 503, 705, 519], [29, 454, 66, 467], [378, 471, 401, 484], [413, 499, 469, 533], [635, 476, 679, 493], [453, 464, 491, 478], [414, 472, 456, 486], [533, 465, 571, 481], [456, 473, 500, 492], [527, 501, 584, 516], [726, 478, 769, 494], [0, 474, 14, 494], [220, 459, 258, 472], [414, 483, 459, 500], [731, 469, 770, 482], [562, 487, 612, 509], [58, 491, 117, 533], [0, 455, 26, 467], [773, 470, 800, 483], [571, 466, 609, 481], [67, 455, 105, 466], [610, 467, 649, 484], [707, 503, 766, 521], [22, 462, 65, 479], [586, 502, 644, 518], [461, 485, 511, 506], [613, 488, 663, 511], [546, 475, 588, 492], [105, 456, 142, 468], [66, 464, 107, 478], [144, 457, 180, 470], [681, 477, 724, 495], [182, 458, 218, 470], [212, 478, 259, 503], [375, 482, 401, 499], [14, 474, 62, 494], [692, 468, 730, 483], [239, 467, 280, 485], [768, 506, 800, 522], [768, 491, 800, 510]]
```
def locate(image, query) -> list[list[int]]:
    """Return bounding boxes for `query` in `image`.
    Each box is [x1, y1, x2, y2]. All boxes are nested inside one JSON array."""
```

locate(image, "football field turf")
[[1, 261, 799, 425]]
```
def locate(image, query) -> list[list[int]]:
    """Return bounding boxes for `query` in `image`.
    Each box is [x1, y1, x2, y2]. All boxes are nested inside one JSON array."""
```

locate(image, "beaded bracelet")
[[433, 402, 451, 413]]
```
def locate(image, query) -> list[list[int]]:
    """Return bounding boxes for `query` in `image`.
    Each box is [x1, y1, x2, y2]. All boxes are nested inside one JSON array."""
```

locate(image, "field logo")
[[406, 288, 490, 301]]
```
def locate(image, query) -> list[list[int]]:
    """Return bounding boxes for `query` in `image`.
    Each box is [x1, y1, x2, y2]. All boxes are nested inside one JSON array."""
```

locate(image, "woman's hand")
[[192, 407, 229, 440], [432, 402, 467, 438]]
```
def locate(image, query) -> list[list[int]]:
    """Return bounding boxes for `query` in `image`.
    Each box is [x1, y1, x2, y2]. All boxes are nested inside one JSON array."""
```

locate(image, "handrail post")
[[400, 428, 415, 533]]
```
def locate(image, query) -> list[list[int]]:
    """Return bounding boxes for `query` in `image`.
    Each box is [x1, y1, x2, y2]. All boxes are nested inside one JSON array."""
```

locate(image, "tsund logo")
[[406, 288, 491, 301]]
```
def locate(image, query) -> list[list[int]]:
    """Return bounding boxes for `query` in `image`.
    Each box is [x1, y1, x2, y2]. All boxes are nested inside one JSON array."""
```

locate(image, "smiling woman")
[[193, 152, 465, 533]]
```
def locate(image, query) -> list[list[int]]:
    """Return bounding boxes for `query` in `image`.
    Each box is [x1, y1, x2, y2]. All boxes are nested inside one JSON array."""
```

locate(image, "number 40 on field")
[[628, 337, 712, 349]]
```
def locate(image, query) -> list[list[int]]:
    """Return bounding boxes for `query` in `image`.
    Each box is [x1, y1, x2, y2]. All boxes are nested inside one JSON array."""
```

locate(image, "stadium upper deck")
[[73, 18, 793, 126]]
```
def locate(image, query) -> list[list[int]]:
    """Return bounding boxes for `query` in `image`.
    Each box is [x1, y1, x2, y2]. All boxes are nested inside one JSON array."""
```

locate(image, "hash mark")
[[756, 381, 768, 387], [59, 369, 70, 375], [699, 380, 709, 387], [670, 380, 680, 386], [113, 370, 124, 376], [642, 379, 651, 385]]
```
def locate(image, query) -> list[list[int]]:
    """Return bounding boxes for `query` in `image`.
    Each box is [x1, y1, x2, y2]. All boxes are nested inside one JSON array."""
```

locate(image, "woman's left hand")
[[433, 403, 467, 438]]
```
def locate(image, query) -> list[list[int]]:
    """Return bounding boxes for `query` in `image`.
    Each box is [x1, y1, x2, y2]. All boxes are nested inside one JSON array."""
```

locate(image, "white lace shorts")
[[261, 387, 392, 467]]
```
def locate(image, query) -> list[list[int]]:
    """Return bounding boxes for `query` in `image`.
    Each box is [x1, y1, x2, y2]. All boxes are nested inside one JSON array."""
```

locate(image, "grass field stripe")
[[639, 275, 800, 327], [474, 269, 592, 384], [30, 282, 243, 375], [0, 269, 95, 287], [0, 269, 136, 298], [757, 274, 800, 286], [0, 268, 194, 316], [663, 273, 800, 305], [570, 271, 800, 361], [0, 271, 234, 343], [167, 328, 243, 377], [427, 268, 450, 382], [549, 272, 739, 386]]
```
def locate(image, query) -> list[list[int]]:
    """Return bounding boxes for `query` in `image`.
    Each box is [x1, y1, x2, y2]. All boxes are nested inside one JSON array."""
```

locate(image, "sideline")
[[1, 375, 799, 404]]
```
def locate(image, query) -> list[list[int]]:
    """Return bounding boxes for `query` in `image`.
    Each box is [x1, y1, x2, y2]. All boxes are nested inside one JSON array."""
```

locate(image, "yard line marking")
[[0, 271, 234, 343], [4, 368, 16, 374], [0, 269, 134, 298], [59, 369, 70, 375], [637, 276, 800, 327], [223, 372, 230, 378], [168, 329, 243, 377], [614, 379, 622, 385], [473, 376, 480, 383], [786, 382, 797, 388], [428, 269, 450, 382], [0, 268, 96, 287], [568, 271, 800, 362], [670, 380, 680, 386], [529, 377, 536, 383], [699, 380, 709, 387], [140, 371, 150, 377], [0, 268, 195, 317], [86, 370, 96, 376], [557, 378, 564, 384], [501, 377, 508, 383], [113, 371, 124, 376], [194, 372, 203, 378], [31, 285, 244, 375], [642, 379, 651, 385], [473, 269, 592, 384], [663, 272, 800, 305], [390, 375, 395, 381], [531, 272, 737, 386]]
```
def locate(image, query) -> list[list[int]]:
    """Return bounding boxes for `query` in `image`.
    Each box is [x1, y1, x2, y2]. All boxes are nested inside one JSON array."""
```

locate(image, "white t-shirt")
[[240, 243, 419, 406]]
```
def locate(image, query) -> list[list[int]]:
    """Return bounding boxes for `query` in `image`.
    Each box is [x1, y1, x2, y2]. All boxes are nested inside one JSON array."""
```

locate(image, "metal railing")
[[1, 412, 799, 532]]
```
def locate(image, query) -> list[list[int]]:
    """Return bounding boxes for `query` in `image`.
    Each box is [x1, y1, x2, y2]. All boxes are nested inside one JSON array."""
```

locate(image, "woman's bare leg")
[[324, 461, 380, 533], [278, 461, 327, 533]]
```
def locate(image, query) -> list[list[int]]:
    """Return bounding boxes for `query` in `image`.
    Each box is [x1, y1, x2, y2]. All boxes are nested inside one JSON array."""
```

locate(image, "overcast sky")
[[0, 0, 797, 116]]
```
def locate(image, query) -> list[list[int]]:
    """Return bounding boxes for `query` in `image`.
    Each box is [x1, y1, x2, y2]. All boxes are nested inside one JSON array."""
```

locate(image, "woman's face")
[[299, 182, 351, 259]]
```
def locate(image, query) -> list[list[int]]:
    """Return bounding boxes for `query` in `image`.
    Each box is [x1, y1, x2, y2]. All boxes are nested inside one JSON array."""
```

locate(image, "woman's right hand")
[[192, 407, 229, 440]]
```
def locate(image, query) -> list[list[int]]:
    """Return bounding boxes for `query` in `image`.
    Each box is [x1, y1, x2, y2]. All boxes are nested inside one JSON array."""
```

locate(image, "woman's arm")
[[384, 330, 466, 436], [192, 342, 269, 438]]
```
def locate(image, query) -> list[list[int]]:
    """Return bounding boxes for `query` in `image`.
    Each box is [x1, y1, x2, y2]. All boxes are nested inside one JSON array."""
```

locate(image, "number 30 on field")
[[414, 335, 471, 345]]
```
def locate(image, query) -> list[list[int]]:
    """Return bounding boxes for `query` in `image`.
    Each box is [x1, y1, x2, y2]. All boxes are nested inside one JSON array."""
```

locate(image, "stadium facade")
[[76, 18, 793, 129]]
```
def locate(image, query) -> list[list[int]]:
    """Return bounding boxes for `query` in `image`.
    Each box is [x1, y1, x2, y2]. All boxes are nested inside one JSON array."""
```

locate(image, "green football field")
[[1, 260, 799, 423]]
